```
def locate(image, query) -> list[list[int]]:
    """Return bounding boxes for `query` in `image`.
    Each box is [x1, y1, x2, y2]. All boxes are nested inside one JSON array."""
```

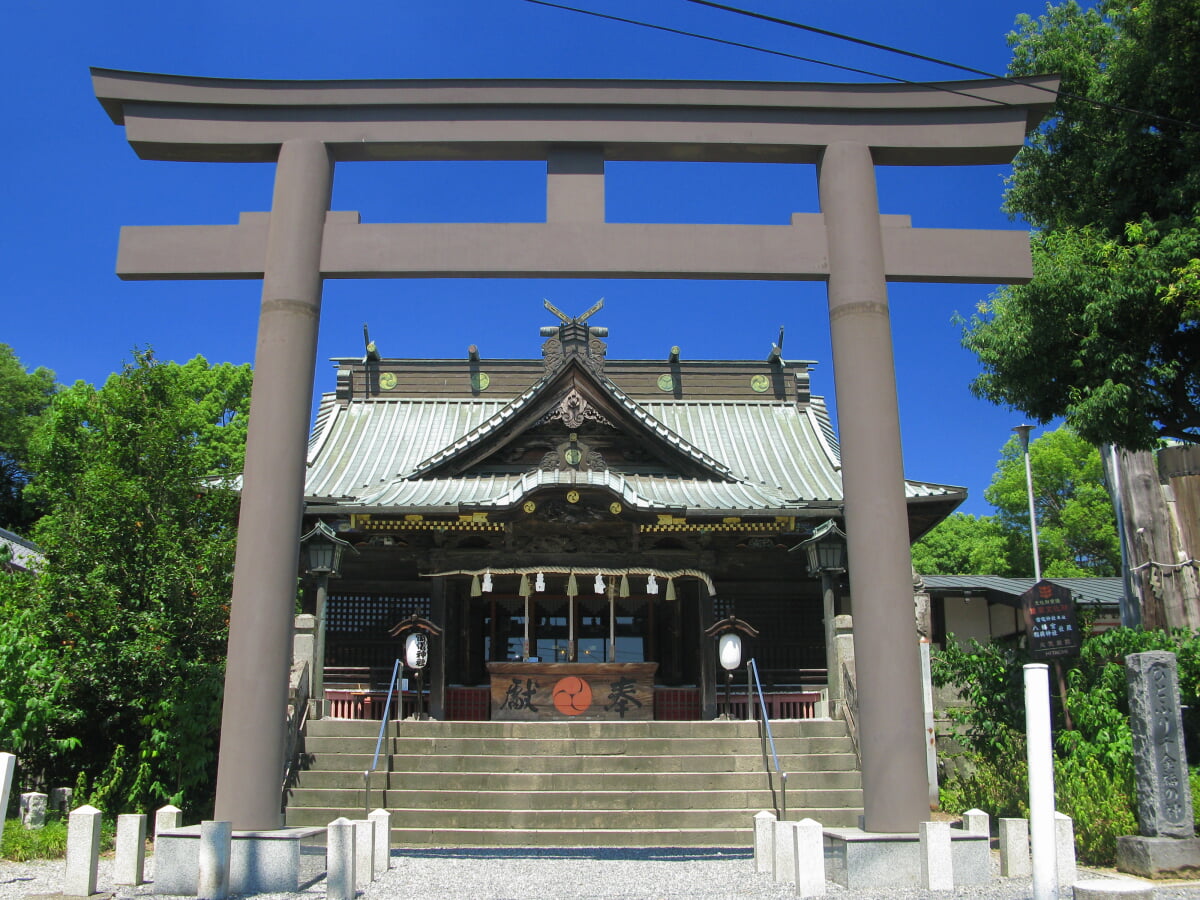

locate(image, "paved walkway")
[[5, 848, 1200, 900]]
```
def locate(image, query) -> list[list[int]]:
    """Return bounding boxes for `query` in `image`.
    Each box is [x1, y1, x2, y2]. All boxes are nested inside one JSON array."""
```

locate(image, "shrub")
[[1, 818, 68, 861], [933, 626, 1200, 866]]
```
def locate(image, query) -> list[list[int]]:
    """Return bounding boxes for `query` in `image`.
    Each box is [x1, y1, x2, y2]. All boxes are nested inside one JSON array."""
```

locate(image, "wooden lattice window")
[[325, 594, 431, 672]]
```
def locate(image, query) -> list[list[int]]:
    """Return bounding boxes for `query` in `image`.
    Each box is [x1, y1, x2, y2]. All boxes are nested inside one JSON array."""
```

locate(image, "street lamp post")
[[300, 521, 355, 719], [794, 520, 848, 716], [1013, 425, 1042, 582]]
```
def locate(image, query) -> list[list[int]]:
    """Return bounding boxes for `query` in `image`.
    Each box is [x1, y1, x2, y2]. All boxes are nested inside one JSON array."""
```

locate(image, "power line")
[[681, 0, 1200, 132], [682, 0, 1007, 82], [520, 0, 1011, 108]]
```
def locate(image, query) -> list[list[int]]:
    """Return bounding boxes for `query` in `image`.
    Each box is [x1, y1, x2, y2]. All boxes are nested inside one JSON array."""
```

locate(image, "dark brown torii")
[[92, 68, 1057, 835]]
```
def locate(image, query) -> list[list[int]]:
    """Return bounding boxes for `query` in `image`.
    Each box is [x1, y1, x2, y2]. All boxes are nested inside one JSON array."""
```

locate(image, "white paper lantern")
[[718, 633, 743, 671], [405, 633, 429, 670]]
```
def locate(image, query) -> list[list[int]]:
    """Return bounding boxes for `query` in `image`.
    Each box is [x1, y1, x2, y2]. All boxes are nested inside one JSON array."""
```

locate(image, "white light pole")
[[1013, 425, 1042, 581]]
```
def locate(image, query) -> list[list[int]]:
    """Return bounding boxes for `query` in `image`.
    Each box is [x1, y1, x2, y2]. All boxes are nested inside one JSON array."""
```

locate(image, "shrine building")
[[299, 301, 965, 722]]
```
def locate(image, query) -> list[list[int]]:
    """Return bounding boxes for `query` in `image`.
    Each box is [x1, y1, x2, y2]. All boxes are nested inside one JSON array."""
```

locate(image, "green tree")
[[963, 0, 1200, 449], [912, 426, 1118, 576], [985, 427, 1120, 577], [910, 513, 1013, 576], [0, 344, 57, 531], [20, 351, 251, 813]]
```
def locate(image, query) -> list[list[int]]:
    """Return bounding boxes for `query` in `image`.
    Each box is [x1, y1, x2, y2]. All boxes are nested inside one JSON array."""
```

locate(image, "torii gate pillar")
[[820, 141, 927, 831], [214, 140, 332, 829]]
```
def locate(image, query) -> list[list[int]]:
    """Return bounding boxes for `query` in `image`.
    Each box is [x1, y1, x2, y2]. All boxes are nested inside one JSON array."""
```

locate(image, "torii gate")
[[93, 69, 1057, 835]]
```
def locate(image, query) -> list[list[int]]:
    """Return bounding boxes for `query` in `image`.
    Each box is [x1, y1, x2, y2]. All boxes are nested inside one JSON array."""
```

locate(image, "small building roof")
[[919, 575, 1125, 609], [0, 527, 44, 573]]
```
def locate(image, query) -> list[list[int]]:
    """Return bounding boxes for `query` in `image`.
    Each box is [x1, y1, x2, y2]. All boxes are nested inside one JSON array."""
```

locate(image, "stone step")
[[287, 785, 860, 814], [302, 751, 852, 776], [304, 718, 845, 739], [302, 733, 853, 757], [320, 770, 851, 793], [304, 758, 859, 777], [293, 768, 862, 792], [281, 815, 864, 844], [286, 717, 864, 846], [286, 803, 853, 830]]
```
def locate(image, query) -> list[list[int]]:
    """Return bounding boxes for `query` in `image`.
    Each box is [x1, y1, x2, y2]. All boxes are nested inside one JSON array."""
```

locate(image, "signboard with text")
[[487, 662, 657, 721], [1022, 579, 1081, 660]]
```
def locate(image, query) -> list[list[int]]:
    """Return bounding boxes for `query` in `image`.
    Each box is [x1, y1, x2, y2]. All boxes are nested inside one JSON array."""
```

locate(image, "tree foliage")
[[0, 344, 57, 531], [912, 426, 1118, 576], [910, 513, 1013, 576], [985, 427, 1120, 576], [963, 0, 1200, 449], [11, 351, 251, 814]]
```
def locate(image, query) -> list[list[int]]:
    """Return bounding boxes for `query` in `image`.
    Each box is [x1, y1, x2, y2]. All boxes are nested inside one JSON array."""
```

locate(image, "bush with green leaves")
[[933, 627, 1200, 865], [0, 815, 115, 862]]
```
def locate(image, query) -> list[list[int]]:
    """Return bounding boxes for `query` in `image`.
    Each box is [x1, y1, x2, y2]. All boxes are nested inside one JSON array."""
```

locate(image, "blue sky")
[[2, 0, 1062, 515]]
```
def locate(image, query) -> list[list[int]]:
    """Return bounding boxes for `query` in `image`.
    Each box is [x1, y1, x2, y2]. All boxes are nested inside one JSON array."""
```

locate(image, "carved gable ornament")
[[536, 387, 613, 430]]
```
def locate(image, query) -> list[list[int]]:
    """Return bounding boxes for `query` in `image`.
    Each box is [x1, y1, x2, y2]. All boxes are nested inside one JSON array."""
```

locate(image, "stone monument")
[[1117, 651, 1200, 876]]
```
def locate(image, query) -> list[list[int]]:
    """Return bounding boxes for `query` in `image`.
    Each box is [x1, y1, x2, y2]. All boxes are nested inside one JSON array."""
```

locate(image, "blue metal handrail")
[[363, 658, 402, 815], [747, 657, 787, 820]]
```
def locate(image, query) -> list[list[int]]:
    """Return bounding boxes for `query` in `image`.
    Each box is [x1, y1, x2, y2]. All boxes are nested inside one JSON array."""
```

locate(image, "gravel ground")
[[4, 848, 1200, 900]]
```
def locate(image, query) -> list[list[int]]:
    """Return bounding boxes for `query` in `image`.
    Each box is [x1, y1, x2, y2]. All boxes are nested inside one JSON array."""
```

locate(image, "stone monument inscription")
[[1126, 650, 1194, 838]]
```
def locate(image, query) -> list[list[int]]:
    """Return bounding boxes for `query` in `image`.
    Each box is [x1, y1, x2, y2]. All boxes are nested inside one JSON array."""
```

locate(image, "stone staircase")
[[284, 718, 863, 846]]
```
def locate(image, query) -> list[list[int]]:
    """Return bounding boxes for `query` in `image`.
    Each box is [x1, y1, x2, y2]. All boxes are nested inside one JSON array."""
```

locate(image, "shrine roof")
[[302, 387, 963, 516]]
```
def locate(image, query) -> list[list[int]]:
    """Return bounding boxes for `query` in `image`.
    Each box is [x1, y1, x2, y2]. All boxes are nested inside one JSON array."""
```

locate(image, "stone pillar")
[[1056, 811, 1077, 887], [64, 805, 102, 897], [313, 578, 330, 720], [294, 613, 318, 718], [214, 138, 333, 830], [326, 817, 356, 900], [20, 791, 46, 829], [919, 820, 953, 891], [155, 803, 183, 841], [962, 809, 989, 836], [818, 139, 927, 833], [198, 820, 233, 900], [50, 787, 73, 816], [353, 818, 375, 887], [999, 818, 1031, 877], [793, 817, 826, 898], [369, 807, 391, 876], [821, 572, 841, 716], [774, 819, 798, 883], [753, 810, 776, 874], [0, 753, 13, 846], [114, 813, 147, 885]]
